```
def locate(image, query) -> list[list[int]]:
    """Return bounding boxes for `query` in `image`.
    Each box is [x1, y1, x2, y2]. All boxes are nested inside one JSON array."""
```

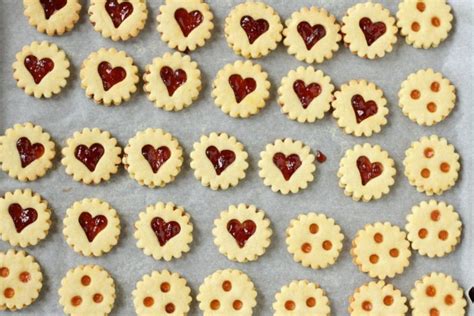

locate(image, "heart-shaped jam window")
[[160, 66, 187, 97], [78, 212, 108, 242], [273, 152, 302, 181], [240, 15, 269, 44], [359, 17, 386, 46], [150, 217, 181, 246], [356, 156, 383, 185], [74, 143, 105, 172], [98, 62, 126, 91], [297, 22, 326, 50], [24, 55, 54, 84], [174, 8, 203, 37], [351, 94, 378, 123], [228, 74, 256, 103], [227, 219, 256, 248], [141, 145, 171, 174], [8, 203, 38, 233], [205, 146, 236, 176], [293, 80, 322, 109], [105, 0, 134, 28], [16, 137, 45, 168], [40, 0, 67, 20]]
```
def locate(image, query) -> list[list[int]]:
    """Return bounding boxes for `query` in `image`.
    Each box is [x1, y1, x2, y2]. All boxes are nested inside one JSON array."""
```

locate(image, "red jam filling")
[[74, 143, 105, 172], [160, 66, 187, 96], [356, 156, 383, 185], [78, 212, 108, 242], [240, 16, 269, 44], [297, 22, 326, 50], [40, 0, 67, 20], [273, 153, 302, 181], [227, 219, 256, 248], [98, 62, 126, 91], [174, 8, 203, 37], [351, 94, 378, 123], [141, 145, 171, 174], [205, 146, 236, 175], [228, 74, 256, 103], [293, 80, 321, 109], [8, 204, 38, 233], [105, 0, 133, 28], [316, 150, 327, 163], [150, 217, 181, 246], [24, 55, 54, 84], [359, 18, 386, 46], [16, 137, 45, 168]]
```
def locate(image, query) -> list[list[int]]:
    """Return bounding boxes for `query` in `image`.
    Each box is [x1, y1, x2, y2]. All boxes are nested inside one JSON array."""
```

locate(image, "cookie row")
[[0, 250, 467, 315]]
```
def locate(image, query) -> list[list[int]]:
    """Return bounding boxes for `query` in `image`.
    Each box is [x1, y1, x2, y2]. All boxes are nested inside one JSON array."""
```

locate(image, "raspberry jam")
[[98, 62, 126, 91], [359, 18, 386, 46], [8, 204, 38, 233], [16, 137, 45, 168], [228, 74, 256, 103], [316, 150, 327, 163], [160, 66, 187, 96], [227, 219, 256, 248], [40, 0, 67, 20], [351, 94, 378, 123], [174, 8, 203, 37], [273, 153, 302, 181], [141, 145, 171, 174], [74, 143, 105, 172], [205, 146, 236, 175], [150, 217, 181, 246], [78, 212, 108, 242], [240, 16, 269, 44], [105, 0, 133, 28], [356, 156, 383, 185], [297, 22, 326, 50], [293, 80, 321, 109], [24, 56, 54, 84]]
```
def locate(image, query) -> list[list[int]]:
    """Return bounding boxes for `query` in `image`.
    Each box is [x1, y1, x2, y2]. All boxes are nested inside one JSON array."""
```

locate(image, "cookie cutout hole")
[[233, 300, 243, 310], [421, 168, 431, 178], [81, 275, 91, 286], [160, 282, 170, 293], [416, 2, 426, 12], [143, 296, 154, 307], [430, 210, 441, 221], [362, 300, 372, 311], [440, 162, 450, 173], [71, 295, 82, 306], [426, 285, 437, 297], [309, 223, 319, 234], [444, 294, 455, 305], [0, 267, 9, 278], [389, 248, 399, 258], [427, 102, 437, 113], [418, 228, 428, 239], [383, 295, 394, 306], [322, 240, 332, 250], [165, 303, 175, 313], [93, 293, 103, 303], [369, 254, 379, 264], [210, 299, 220, 310], [431, 82, 440, 92], [410, 89, 420, 99], [301, 243, 312, 253], [3, 288, 14, 298], [285, 300, 295, 311], [19, 271, 31, 283], [222, 280, 232, 292], [424, 148, 435, 158], [431, 17, 441, 27], [306, 297, 316, 307], [430, 308, 440, 316], [438, 230, 449, 240], [374, 233, 384, 243]]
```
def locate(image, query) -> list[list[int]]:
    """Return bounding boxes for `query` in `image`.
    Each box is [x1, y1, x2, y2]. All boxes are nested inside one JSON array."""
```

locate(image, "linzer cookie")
[[349, 281, 408, 315], [0, 122, 55, 181], [157, 0, 214, 52], [13, 41, 70, 98], [24, 0, 81, 35]]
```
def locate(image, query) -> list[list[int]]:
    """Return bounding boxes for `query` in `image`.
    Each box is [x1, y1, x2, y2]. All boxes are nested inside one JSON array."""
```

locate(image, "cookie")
[[213, 204, 272, 262], [332, 80, 389, 137], [61, 128, 122, 184], [190, 133, 249, 190], [283, 6, 341, 64], [341, 2, 398, 59], [338, 143, 396, 202], [80, 48, 139, 106], [403, 135, 460, 195], [286, 213, 344, 269], [399, 69, 456, 126], [143, 52, 201, 111], [349, 281, 408, 315], [157, 0, 214, 52], [123, 128, 184, 188], [13, 41, 70, 98], [197, 269, 257, 315], [278, 66, 335, 123], [224, 1, 283, 58], [134, 201, 193, 261], [0, 122, 55, 181], [259, 138, 316, 194], [406, 200, 462, 257]]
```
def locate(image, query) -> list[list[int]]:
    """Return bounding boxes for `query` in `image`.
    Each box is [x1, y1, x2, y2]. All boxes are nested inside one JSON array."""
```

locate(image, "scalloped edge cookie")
[[349, 280, 408, 315], [273, 280, 331, 315]]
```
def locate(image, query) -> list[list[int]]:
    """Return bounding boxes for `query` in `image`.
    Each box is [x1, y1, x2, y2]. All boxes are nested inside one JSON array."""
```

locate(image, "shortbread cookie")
[[0, 189, 51, 247], [61, 128, 122, 184], [213, 204, 272, 263], [349, 281, 408, 315], [190, 133, 248, 190], [63, 198, 121, 257], [406, 200, 462, 257], [143, 52, 201, 111], [397, 0, 453, 49], [410, 272, 466, 316], [278, 66, 335, 123], [123, 128, 184, 188], [13, 41, 70, 98], [332, 80, 389, 137], [224, 1, 283, 58], [157, 0, 214, 52], [338, 144, 396, 202], [273, 280, 330, 315], [135, 202, 193, 261], [399, 69, 456, 126], [133, 270, 192, 315], [342, 2, 398, 59], [212, 60, 270, 118], [404, 135, 460, 195], [286, 213, 344, 269], [89, 0, 148, 41], [24, 0, 81, 36], [0, 122, 55, 181], [59, 265, 116, 315], [283, 7, 341, 64], [0, 250, 43, 311], [352, 222, 411, 279], [197, 269, 257, 315], [80, 48, 139, 106], [259, 139, 316, 195]]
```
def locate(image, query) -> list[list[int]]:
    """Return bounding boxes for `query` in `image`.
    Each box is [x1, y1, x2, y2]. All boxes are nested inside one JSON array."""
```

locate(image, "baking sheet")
[[0, 0, 472, 315]]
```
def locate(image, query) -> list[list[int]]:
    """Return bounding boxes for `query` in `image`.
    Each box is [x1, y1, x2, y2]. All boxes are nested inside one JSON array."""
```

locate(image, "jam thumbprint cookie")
[[157, 0, 214, 52], [197, 269, 257, 315], [23, 0, 81, 35], [0, 122, 55, 181], [341, 2, 398, 59], [349, 281, 408, 315]]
